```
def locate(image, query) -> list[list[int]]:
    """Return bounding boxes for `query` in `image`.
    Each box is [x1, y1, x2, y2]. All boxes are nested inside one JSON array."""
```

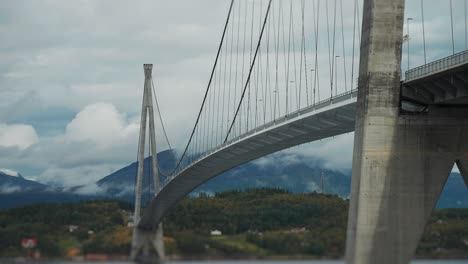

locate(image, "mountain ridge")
[[1, 150, 466, 209]]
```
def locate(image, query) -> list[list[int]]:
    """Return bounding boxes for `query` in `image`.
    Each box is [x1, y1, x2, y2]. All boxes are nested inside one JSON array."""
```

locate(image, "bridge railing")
[[405, 50, 468, 81], [222, 88, 358, 148], [162, 88, 358, 187]]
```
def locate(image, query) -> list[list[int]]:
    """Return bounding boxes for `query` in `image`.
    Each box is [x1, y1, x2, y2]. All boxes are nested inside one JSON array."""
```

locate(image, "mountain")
[[0, 170, 106, 209], [0, 170, 47, 193], [96, 149, 177, 201], [0, 149, 466, 209], [192, 161, 351, 197], [96, 150, 467, 209]]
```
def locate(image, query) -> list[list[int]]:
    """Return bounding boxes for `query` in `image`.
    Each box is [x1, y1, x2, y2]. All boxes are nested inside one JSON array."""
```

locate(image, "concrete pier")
[[345, 0, 468, 263], [131, 224, 165, 264]]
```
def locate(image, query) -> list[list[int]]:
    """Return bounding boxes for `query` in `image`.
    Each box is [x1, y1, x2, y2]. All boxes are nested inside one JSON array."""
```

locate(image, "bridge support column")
[[131, 224, 165, 264], [346, 0, 468, 263], [131, 64, 165, 263]]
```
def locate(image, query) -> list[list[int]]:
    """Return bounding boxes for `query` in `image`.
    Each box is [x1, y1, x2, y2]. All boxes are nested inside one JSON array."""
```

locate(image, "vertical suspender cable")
[[289, 1, 299, 112], [339, 0, 347, 92], [255, 1, 263, 129], [171, 0, 235, 174], [247, 0, 255, 132], [209, 68, 215, 150], [331, 0, 337, 97], [301, 0, 309, 108], [227, 3, 235, 139], [285, 0, 293, 115], [465, 0, 467, 50], [291, 2, 300, 112], [325, 1, 332, 99], [274, 1, 280, 121], [233, 0, 241, 137], [216, 39, 223, 146], [421, 0, 427, 64], [311, 0, 317, 105], [222, 13, 229, 144], [314, 0, 321, 102], [281, 1, 287, 117], [450, 0, 455, 54], [240, 0, 248, 135], [350, 0, 357, 90], [266, 7, 272, 124], [225, 0, 273, 143]]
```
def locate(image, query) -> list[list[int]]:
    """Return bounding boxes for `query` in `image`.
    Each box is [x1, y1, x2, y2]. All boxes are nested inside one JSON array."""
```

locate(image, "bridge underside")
[[138, 55, 468, 231], [402, 58, 468, 106], [138, 92, 357, 229], [139, 54, 468, 231]]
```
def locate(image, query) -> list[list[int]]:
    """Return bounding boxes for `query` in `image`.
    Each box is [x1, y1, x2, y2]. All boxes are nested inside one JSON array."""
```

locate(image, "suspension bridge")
[[130, 0, 468, 263]]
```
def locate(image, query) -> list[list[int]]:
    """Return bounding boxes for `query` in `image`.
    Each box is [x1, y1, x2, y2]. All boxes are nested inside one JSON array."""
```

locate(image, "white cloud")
[[286, 133, 355, 172], [0, 0, 463, 187], [0, 123, 39, 150], [0, 103, 141, 187], [38, 164, 120, 187], [72, 183, 107, 196], [0, 184, 21, 194], [64, 102, 138, 147], [0, 168, 19, 177]]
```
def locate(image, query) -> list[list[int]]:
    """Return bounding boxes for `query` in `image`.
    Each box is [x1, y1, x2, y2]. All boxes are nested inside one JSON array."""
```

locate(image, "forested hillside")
[[0, 189, 466, 260]]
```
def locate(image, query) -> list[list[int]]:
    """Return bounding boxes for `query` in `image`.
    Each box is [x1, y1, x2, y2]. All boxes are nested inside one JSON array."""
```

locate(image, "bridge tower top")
[[134, 63, 159, 223], [143, 64, 153, 77]]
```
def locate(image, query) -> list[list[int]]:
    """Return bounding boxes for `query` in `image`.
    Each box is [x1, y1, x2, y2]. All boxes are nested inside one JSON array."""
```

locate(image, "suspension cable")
[[246, 0, 255, 133], [151, 78, 172, 150], [171, 0, 235, 175], [225, 0, 273, 143]]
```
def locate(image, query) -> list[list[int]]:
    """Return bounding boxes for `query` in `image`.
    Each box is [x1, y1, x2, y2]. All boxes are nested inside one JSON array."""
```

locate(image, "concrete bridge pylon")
[[345, 0, 468, 263], [131, 64, 165, 264]]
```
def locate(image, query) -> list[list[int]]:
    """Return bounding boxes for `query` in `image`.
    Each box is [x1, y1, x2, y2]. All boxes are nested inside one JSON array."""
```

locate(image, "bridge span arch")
[[138, 91, 357, 230], [138, 48, 468, 230]]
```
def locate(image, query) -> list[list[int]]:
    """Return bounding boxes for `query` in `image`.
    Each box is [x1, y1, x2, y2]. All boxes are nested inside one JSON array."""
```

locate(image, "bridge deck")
[[403, 50, 468, 105], [139, 90, 357, 229], [138, 52, 468, 230]]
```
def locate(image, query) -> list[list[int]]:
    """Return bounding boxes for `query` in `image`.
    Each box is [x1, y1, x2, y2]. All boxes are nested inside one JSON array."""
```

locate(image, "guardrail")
[[163, 88, 358, 186], [405, 50, 468, 81]]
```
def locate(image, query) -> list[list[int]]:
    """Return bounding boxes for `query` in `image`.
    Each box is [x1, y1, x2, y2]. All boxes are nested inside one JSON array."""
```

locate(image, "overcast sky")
[[0, 0, 464, 187]]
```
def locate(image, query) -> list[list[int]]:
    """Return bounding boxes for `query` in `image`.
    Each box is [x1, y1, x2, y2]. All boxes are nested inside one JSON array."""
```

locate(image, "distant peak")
[[0, 168, 20, 177]]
